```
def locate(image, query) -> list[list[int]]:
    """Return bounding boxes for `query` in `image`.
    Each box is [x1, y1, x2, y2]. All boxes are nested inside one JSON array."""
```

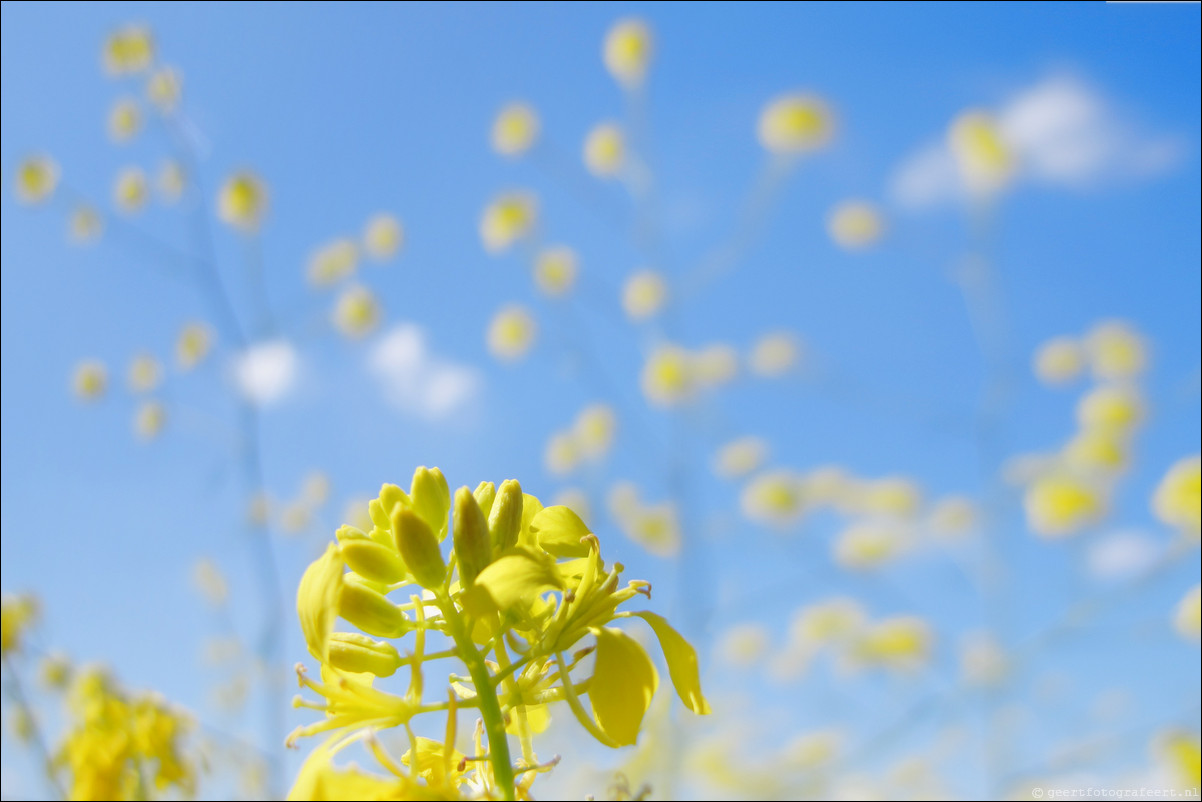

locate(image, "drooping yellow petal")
[[588, 626, 658, 746], [528, 505, 592, 558], [297, 544, 344, 660], [468, 549, 562, 614], [629, 611, 710, 715]]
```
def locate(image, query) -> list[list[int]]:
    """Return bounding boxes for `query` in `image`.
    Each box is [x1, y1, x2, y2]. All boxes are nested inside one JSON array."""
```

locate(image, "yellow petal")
[[629, 611, 711, 715], [528, 505, 592, 558], [297, 544, 344, 661], [469, 549, 562, 613], [588, 626, 658, 746]]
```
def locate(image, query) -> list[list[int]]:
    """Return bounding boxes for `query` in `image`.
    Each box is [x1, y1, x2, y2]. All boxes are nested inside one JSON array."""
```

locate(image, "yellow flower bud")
[[488, 479, 524, 552], [391, 508, 446, 591], [473, 481, 496, 519], [338, 577, 408, 638], [327, 632, 404, 677], [453, 487, 492, 586], [410, 466, 450, 539], [336, 525, 406, 584], [69, 205, 103, 243]]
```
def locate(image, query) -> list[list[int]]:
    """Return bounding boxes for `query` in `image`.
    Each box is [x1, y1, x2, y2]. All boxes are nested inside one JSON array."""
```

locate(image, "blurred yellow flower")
[[113, 166, 148, 213], [146, 66, 182, 113], [1, 593, 39, 656], [748, 331, 801, 377], [134, 400, 167, 440], [1061, 429, 1128, 475], [72, 360, 108, 401], [574, 403, 617, 460], [927, 496, 977, 539], [127, 353, 163, 394], [1156, 731, 1202, 788], [157, 160, 186, 203], [1152, 456, 1201, 538], [827, 201, 883, 249], [103, 24, 154, 75], [1085, 320, 1147, 381], [712, 436, 769, 479], [1174, 585, 1201, 641], [603, 18, 653, 89], [622, 269, 667, 320], [859, 477, 922, 520], [40, 652, 73, 690], [783, 731, 843, 770], [1076, 384, 1144, 433], [545, 431, 580, 476], [480, 192, 536, 253], [693, 343, 739, 388], [491, 102, 540, 157], [758, 93, 834, 154], [641, 344, 695, 406], [834, 522, 909, 570], [741, 469, 807, 528], [584, 122, 626, 178], [363, 213, 404, 261], [851, 616, 932, 671], [1033, 336, 1085, 385], [534, 246, 579, 296], [332, 284, 382, 339], [624, 503, 681, 558], [949, 110, 1013, 196], [192, 558, 228, 606], [307, 238, 359, 287], [302, 471, 331, 506], [486, 304, 536, 361], [218, 171, 268, 231], [176, 322, 214, 370], [717, 622, 770, 667], [790, 598, 866, 646], [69, 205, 104, 244], [108, 98, 142, 142], [1024, 474, 1103, 537], [14, 154, 59, 204]]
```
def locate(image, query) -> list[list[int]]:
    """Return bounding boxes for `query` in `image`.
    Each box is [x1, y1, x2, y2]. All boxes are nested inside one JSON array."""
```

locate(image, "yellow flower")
[[363, 213, 404, 261], [624, 503, 681, 558], [545, 431, 580, 476], [641, 345, 696, 406], [192, 558, 229, 607], [748, 331, 801, 377], [827, 201, 883, 249], [492, 102, 540, 157], [758, 93, 834, 154], [584, 122, 626, 178], [534, 246, 578, 296], [712, 436, 768, 479], [1024, 474, 1103, 537], [303, 471, 332, 506], [176, 322, 214, 370], [851, 616, 932, 671], [1173, 585, 1200, 641], [622, 270, 667, 321], [218, 171, 269, 231], [39, 652, 73, 690], [603, 18, 653, 89], [926, 496, 977, 539], [157, 160, 186, 203], [127, 353, 162, 394], [1084, 320, 1147, 381], [480, 192, 536, 253], [486, 304, 536, 361], [1061, 429, 1128, 475], [717, 622, 770, 667], [1033, 336, 1085, 385], [69, 206, 104, 244], [103, 24, 154, 75], [949, 110, 1012, 196], [789, 598, 866, 647], [858, 477, 922, 520], [72, 360, 108, 401], [1153, 456, 1201, 538], [833, 523, 909, 570], [14, 155, 58, 204], [134, 400, 167, 440], [146, 66, 182, 113], [574, 403, 618, 460], [308, 239, 359, 287], [1076, 384, 1144, 433], [108, 98, 142, 143], [693, 343, 739, 388], [332, 284, 382, 339], [1156, 731, 1202, 788], [113, 166, 148, 213], [741, 470, 806, 528], [1, 594, 39, 656]]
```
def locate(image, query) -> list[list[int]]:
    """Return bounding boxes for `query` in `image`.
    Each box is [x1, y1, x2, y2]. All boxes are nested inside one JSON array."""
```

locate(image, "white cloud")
[[1086, 530, 1161, 582], [368, 324, 481, 420], [890, 73, 1185, 210], [233, 340, 299, 406]]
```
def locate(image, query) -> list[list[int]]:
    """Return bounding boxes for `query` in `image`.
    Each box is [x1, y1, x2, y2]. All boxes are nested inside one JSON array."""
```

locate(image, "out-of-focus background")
[[2, 2, 1199, 800]]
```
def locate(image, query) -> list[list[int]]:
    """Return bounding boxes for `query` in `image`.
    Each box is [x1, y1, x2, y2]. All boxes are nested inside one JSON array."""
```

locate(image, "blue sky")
[[2, 2, 1200, 799]]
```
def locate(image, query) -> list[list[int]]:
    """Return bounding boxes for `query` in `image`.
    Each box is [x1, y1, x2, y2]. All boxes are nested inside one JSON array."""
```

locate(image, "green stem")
[[436, 593, 515, 800]]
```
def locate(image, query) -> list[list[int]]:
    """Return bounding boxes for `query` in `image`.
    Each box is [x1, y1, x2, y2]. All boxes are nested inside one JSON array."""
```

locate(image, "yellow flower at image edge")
[[1152, 456, 1200, 538], [288, 467, 709, 800], [218, 171, 269, 231], [1, 594, 40, 656]]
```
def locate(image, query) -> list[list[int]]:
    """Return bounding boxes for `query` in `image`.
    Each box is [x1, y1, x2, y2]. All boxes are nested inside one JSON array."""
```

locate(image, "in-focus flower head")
[[307, 238, 359, 288], [622, 270, 667, 321], [103, 24, 154, 76], [1033, 336, 1085, 386], [14, 154, 59, 204], [146, 66, 182, 113], [218, 170, 269, 232], [1153, 456, 1201, 539], [127, 353, 163, 394], [603, 18, 653, 89], [72, 360, 108, 402], [534, 246, 579, 297], [712, 436, 769, 479], [584, 122, 626, 179], [758, 93, 834, 155], [827, 201, 884, 249], [1084, 320, 1148, 381], [748, 331, 802, 377], [108, 97, 142, 143], [480, 191, 537, 254], [113, 166, 148, 213], [948, 110, 1013, 196], [134, 400, 167, 440], [363, 213, 404, 261], [176, 322, 214, 370], [487, 304, 537, 362], [741, 469, 807, 528], [332, 284, 382, 339], [492, 102, 540, 157]]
